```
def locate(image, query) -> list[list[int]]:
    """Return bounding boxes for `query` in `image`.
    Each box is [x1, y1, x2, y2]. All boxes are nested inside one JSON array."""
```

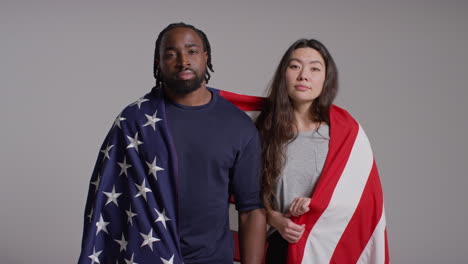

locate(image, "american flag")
[[78, 88, 265, 264], [221, 91, 389, 264], [78, 87, 183, 264], [79, 88, 388, 264], [286, 106, 390, 264]]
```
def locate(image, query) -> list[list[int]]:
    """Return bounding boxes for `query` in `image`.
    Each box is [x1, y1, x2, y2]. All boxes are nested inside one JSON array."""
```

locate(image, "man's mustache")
[[177, 67, 195, 73]]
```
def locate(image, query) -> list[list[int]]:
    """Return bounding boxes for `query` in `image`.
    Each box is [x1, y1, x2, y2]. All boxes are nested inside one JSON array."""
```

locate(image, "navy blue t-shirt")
[[165, 89, 262, 264]]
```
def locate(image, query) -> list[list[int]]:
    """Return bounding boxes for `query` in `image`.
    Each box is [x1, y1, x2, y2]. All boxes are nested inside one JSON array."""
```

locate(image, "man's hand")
[[289, 197, 311, 217], [267, 210, 305, 243]]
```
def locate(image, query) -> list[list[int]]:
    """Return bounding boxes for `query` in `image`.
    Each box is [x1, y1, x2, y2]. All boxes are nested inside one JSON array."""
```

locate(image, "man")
[[78, 23, 266, 264]]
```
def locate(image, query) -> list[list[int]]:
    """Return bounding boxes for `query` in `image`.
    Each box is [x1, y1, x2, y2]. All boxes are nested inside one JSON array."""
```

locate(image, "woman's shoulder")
[[330, 105, 359, 126]]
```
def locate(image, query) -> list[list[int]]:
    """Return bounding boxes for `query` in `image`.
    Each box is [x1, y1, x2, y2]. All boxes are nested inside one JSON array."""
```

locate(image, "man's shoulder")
[[208, 89, 259, 146], [210, 88, 256, 124], [106, 88, 164, 136], [118, 89, 161, 120]]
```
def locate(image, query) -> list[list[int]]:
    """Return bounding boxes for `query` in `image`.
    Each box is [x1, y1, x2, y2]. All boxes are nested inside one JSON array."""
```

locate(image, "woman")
[[256, 39, 389, 263]]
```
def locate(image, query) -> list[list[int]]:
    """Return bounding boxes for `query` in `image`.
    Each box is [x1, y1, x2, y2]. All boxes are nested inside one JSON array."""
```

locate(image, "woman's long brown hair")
[[256, 39, 338, 211]]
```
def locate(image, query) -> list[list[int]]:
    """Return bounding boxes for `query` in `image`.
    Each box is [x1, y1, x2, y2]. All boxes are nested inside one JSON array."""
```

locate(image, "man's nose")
[[177, 53, 190, 67]]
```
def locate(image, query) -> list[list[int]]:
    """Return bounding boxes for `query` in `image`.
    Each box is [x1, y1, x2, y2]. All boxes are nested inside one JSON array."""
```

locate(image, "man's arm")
[[239, 208, 266, 264]]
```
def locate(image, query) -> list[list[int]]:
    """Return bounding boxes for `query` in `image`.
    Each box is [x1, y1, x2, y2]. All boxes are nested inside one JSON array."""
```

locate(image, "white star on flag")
[[125, 253, 138, 264], [134, 179, 152, 201], [91, 174, 101, 193], [114, 233, 128, 252], [132, 97, 149, 109], [88, 247, 102, 264], [160, 255, 174, 264], [103, 185, 123, 206], [140, 228, 160, 251], [113, 114, 126, 129], [146, 156, 164, 180], [126, 205, 138, 226], [117, 156, 132, 177], [126, 132, 143, 153], [87, 207, 93, 223], [95, 214, 109, 235], [100, 143, 114, 161], [154, 208, 171, 229], [143, 110, 162, 131]]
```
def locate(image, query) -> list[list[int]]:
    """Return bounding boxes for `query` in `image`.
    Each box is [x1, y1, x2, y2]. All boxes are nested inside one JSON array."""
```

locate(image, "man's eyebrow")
[[290, 58, 324, 66], [163, 43, 200, 51], [185, 43, 200, 48], [163, 46, 176, 51]]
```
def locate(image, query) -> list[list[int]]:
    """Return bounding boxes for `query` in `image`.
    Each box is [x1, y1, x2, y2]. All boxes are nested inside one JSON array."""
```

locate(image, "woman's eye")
[[289, 64, 299, 69]]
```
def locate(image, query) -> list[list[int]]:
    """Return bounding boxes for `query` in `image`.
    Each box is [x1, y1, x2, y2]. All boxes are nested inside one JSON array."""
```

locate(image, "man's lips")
[[177, 70, 195, 80]]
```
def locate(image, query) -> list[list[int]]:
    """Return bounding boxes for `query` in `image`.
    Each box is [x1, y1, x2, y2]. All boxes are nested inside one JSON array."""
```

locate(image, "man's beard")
[[164, 68, 205, 95]]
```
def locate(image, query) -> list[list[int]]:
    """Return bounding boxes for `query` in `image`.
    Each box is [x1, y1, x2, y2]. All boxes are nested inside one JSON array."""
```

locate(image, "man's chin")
[[165, 79, 203, 95]]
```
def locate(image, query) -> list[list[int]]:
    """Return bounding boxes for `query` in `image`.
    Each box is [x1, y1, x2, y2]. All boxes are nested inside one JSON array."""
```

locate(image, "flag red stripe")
[[219, 90, 264, 111], [384, 229, 390, 264], [287, 106, 360, 263], [232, 231, 241, 262], [329, 161, 384, 263]]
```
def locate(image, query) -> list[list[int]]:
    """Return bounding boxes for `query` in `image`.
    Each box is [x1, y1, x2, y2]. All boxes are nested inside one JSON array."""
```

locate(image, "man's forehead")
[[161, 27, 203, 47]]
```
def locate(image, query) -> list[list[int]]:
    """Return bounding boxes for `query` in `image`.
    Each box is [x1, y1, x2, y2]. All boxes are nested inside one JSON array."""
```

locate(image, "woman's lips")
[[295, 84, 310, 91]]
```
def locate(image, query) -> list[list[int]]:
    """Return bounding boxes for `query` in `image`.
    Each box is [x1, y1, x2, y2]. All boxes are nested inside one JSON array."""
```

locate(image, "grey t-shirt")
[[274, 124, 330, 216]]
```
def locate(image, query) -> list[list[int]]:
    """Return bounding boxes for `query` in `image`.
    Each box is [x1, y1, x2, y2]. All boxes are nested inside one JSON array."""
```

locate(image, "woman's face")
[[285, 47, 326, 107]]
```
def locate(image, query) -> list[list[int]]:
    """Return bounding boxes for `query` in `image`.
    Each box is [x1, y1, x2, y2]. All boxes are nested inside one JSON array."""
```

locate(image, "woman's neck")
[[293, 102, 320, 132]]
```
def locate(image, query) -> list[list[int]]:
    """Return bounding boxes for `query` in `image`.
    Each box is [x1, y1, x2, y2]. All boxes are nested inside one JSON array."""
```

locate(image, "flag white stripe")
[[229, 203, 239, 232], [357, 209, 387, 264], [244, 111, 260, 120], [302, 125, 374, 264]]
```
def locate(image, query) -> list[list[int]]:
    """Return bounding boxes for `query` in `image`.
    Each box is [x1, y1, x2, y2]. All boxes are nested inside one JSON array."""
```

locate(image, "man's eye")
[[189, 50, 199, 54]]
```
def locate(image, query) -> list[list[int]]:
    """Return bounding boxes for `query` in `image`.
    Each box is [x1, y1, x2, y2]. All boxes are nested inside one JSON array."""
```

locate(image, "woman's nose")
[[297, 70, 309, 81]]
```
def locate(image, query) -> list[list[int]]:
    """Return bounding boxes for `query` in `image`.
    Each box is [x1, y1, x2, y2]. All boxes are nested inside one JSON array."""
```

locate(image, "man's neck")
[[165, 84, 212, 106]]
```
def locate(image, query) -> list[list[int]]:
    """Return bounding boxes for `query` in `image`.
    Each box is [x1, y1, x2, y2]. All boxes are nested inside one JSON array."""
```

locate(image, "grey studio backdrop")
[[2, 0, 467, 263]]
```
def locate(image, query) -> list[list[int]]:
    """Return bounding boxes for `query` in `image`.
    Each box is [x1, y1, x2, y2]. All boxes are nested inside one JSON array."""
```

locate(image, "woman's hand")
[[267, 210, 305, 243], [289, 197, 311, 217]]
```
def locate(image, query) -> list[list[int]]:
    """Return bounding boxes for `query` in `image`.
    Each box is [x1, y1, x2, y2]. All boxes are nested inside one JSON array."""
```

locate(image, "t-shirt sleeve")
[[231, 129, 263, 212]]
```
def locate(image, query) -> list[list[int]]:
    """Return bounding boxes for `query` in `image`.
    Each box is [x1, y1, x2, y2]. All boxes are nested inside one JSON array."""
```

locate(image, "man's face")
[[158, 27, 208, 95]]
